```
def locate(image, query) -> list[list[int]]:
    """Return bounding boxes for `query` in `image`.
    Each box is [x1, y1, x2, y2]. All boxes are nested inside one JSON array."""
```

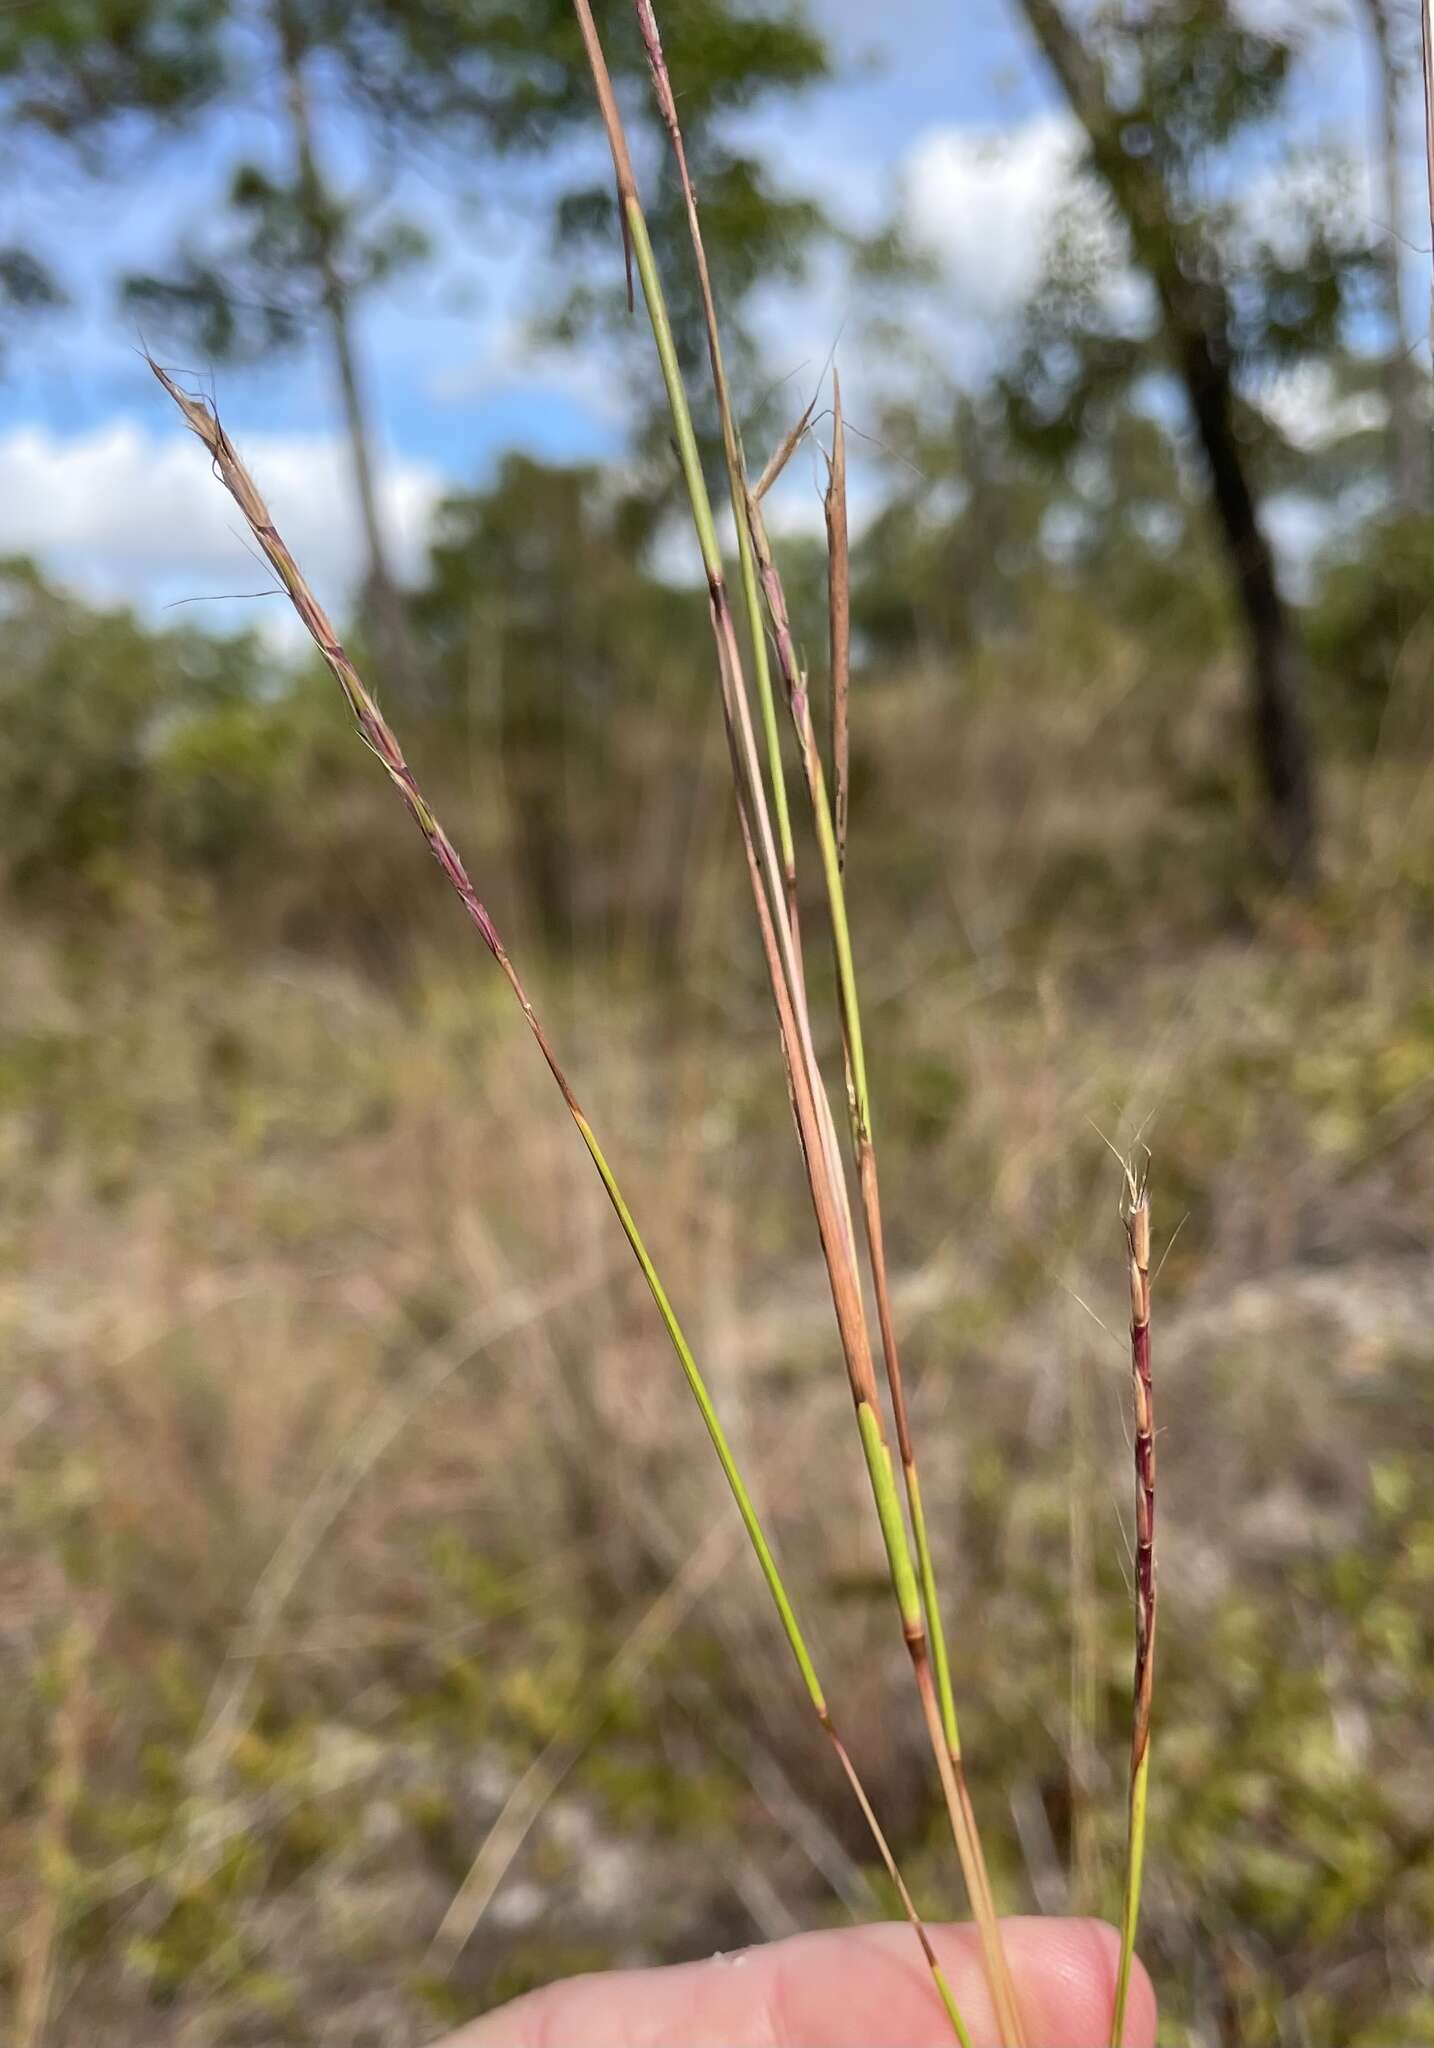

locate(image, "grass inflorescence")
[[145, 10, 1176, 2039], [147, 351, 974, 2046], [1113, 1158, 1156, 2046]]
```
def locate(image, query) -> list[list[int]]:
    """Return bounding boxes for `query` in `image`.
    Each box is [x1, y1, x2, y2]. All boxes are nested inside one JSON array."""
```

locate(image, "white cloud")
[[0, 418, 444, 628], [426, 313, 628, 427], [902, 113, 1088, 320], [897, 110, 1153, 377], [1256, 360, 1386, 453], [1235, 145, 1366, 268]]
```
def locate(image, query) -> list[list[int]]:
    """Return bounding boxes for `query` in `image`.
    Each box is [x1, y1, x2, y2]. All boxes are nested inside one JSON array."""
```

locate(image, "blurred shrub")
[[0, 558, 326, 891], [1307, 514, 1434, 753], [413, 456, 711, 957], [4, 467, 1431, 948]]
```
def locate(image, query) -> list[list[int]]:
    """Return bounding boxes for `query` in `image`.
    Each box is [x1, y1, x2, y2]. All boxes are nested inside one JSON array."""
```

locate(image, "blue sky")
[[0, 0, 1410, 626]]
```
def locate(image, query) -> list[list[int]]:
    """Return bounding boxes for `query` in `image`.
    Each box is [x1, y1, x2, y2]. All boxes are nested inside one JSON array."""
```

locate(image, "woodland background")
[[3, 3, 1434, 2043]]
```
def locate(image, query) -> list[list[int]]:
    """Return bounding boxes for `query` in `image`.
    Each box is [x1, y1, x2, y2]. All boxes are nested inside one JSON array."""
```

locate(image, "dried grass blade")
[[755, 385, 819, 502], [614, 7, 1021, 2039], [631, 0, 802, 969], [745, 364, 1026, 2048], [826, 369, 850, 873]]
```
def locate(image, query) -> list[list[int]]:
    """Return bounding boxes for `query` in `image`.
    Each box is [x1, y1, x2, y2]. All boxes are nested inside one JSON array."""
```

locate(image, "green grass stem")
[[149, 332, 965, 2048]]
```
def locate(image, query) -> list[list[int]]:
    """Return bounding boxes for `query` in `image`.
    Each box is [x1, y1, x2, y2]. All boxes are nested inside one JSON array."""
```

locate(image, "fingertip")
[[965, 1918, 1155, 2048], [738, 1915, 1159, 2048], [441, 1916, 1158, 2048]]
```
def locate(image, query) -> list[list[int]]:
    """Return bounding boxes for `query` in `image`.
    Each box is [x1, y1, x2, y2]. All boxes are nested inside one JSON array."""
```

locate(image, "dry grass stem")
[[754, 385, 819, 502], [746, 419, 1020, 2039], [826, 369, 850, 873], [151, 351, 966, 2046], [612, 6, 1022, 2037]]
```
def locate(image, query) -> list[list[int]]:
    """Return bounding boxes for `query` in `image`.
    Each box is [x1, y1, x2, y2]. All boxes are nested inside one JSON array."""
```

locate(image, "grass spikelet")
[[1112, 1155, 1156, 2046]]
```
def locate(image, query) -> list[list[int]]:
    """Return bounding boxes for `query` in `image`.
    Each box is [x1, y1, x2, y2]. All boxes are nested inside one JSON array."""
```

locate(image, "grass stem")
[[604, 7, 1023, 2036], [150, 355, 964, 2047], [747, 425, 1022, 2040], [827, 371, 850, 874]]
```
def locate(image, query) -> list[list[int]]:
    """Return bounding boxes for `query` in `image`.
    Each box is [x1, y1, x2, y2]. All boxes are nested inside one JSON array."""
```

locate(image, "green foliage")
[[5, 655, 1434, 2040], [119, 4, 442, 374], [0, 559, 319, 889], [1100, 0, 1293, 166], [119, 0, 832, 431], [1307, 512, 1434, 751], [0, 0, 221, 350], [0, 0, 221, 140], [859, 389, 1230, 664], [413, 454, 710, 950], [126, 159, 432, 361], [1004, 4, 1376, 476], [0, 244, 64, 318]]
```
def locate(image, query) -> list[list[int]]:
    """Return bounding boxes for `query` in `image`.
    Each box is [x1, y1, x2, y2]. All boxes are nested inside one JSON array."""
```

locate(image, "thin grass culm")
[[147, 360, 971, 2048], [1112, 1158, 1156, 2046], [744, 407, 1016, 2014], [589, 4, 1025, 2039]]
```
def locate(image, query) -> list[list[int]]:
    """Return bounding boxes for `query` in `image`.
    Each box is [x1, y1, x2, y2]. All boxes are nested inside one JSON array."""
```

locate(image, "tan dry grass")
[[3, 659, 1434, 2041]]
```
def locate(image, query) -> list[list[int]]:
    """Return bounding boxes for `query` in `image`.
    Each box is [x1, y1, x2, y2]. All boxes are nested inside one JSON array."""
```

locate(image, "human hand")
[[438, 1915, 1156, 2046]]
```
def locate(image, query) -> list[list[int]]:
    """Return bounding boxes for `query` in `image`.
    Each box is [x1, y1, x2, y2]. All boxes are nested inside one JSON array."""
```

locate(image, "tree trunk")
[[1176, 329, 1317, 880], [275, 6, 415, 697], [320, 272, 415, 694], [1015, 0, 1319, 881], [1362, 0, 1427, 513]]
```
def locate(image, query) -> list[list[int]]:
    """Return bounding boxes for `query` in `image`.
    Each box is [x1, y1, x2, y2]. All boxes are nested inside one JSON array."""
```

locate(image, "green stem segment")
[[858, 1400, 921, 1632], [908, 1463, 960, 1754], [1113, 1748, 1150, 2046], [572, 1108, 824, 1713], [150, 354, 975, 2044], [608, 7, 1025, 2040], [745, 479, 967, 1764]]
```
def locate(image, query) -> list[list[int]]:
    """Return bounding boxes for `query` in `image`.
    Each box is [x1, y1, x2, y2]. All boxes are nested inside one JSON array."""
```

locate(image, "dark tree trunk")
[[1015, 0, 1320, 881], [1176, 330, 1317, 880]]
